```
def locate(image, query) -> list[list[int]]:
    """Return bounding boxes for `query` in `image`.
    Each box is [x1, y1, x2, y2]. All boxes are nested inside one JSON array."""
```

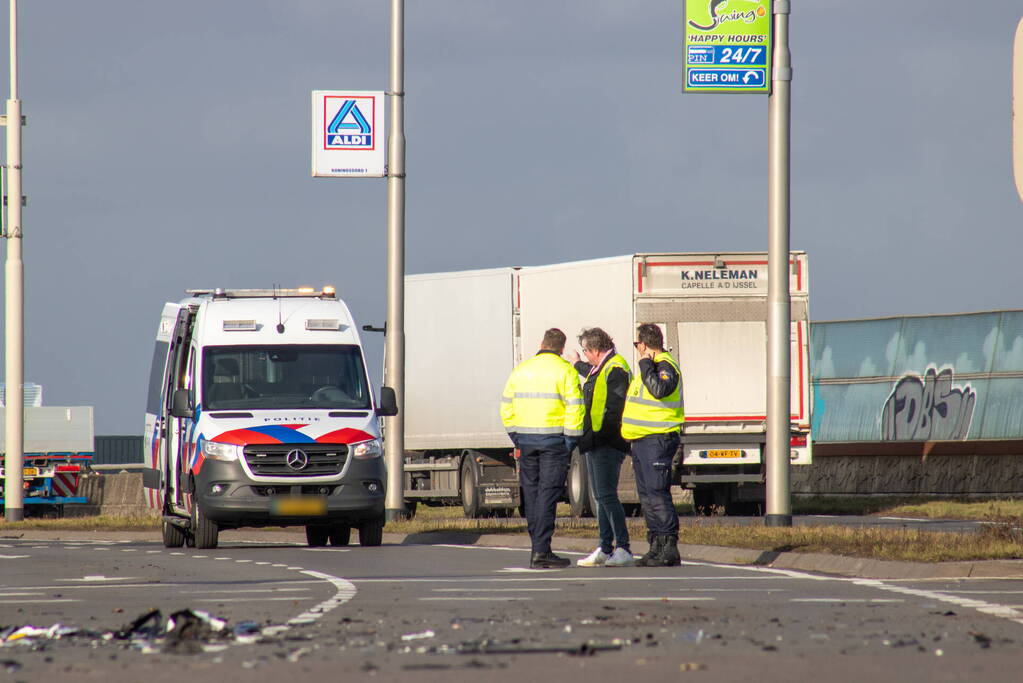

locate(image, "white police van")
[[142, 287, 396, 549]]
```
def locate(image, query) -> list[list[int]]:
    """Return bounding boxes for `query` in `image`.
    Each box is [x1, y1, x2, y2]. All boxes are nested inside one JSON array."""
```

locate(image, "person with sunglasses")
[[621, 323, 684, 567]]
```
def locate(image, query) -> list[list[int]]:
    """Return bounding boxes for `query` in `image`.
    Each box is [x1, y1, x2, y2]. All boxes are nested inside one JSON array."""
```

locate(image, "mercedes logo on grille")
[[285, 449, 309, 470]]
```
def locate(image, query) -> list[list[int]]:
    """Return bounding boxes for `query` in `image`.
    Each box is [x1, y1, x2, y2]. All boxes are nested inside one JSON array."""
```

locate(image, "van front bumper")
[[192, 457, 386, 528]]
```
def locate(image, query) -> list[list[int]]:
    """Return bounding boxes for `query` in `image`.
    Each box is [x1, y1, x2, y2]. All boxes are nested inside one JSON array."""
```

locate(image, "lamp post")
[[3, 0, 24, 522]]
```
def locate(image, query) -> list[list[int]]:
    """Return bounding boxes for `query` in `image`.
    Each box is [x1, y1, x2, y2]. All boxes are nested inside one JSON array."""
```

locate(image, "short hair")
[[541, 328, 567, 353], [578, 327, 613, 353], [636, 323, 664, 351]]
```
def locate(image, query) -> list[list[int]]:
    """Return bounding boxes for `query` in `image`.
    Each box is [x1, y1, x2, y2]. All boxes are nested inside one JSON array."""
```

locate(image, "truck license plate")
[[270, 496, 327, 516], [705, 449, 743, 459], [22, 467, 38, 477]]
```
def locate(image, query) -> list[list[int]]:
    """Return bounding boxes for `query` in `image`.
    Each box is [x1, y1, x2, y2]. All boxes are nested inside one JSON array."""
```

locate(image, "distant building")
[[0, 383, 42, 408]]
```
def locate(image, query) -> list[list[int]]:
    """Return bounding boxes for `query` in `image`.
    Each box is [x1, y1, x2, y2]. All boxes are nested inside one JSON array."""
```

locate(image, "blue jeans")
[[631, 432, 680, 535], [586, 447, 630, 554]]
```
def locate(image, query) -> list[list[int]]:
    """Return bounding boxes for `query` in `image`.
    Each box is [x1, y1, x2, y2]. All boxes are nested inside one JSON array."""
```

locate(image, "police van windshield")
[[202, 345, 371, 411]]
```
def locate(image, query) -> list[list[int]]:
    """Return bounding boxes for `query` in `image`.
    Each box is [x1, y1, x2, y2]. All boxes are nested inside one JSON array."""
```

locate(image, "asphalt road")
[[2, 532, 1023, 682]]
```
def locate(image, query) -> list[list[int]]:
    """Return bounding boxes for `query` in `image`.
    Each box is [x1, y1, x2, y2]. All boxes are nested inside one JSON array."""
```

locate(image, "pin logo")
[[324, 97, 374, 150]]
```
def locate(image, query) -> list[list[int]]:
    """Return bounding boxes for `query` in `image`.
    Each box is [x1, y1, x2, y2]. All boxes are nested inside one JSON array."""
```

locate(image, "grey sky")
[[1, 1, 1021, 433]]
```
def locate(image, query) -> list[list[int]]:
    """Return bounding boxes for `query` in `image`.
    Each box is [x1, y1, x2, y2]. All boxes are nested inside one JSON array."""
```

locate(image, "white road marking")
[[946, 590, 1023, 595], [58, 576, 142, 582], [286, 570, 357, 626], [431, 588, 561, 593], [419, 597, 533, 602], [302, 548, 351, 552], [0, 592, 44, 597], [195, 597, 310, 603], [214, 557, 232, 561], [235, 560, 252, 563], [354, 575, 793, 583], [790, 598, 905, 604], [179, 588, 311, 595], [0, 554, 30, 559], [0, 599, 81, 604], [853, 579, 1023, 625], [603, 597, 715, 602]]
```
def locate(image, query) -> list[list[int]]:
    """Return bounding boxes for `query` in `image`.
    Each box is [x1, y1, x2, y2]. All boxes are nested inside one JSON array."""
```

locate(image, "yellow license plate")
[[22, 467, 38, 477], [706, 449, 743, 459], [270, 496, 327, 516]]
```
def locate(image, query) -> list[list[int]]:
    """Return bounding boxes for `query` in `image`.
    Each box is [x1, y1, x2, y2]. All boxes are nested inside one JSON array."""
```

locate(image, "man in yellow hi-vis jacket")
[[622, 323, 684, 567], [501, 328, 585, 569]]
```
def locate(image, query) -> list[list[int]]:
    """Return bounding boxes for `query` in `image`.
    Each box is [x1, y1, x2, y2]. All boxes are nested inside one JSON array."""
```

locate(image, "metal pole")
[[383, 0, 407, 521], [764, 0, 792, 527], [3, 0, 23, 522]]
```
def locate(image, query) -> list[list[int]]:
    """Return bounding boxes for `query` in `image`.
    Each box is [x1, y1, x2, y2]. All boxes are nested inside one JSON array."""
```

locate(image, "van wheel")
[[358, 515, 384, 547], [306, 525, 329, 547], [568, 451, 594, 518], [460, 458, 481, 519], [328, 524, 351, 546], [191, 503, 219, 549], [161, 520, 186, 548]]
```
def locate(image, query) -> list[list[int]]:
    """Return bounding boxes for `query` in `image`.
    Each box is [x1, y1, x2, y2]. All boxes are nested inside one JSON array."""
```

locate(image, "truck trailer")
[[0, 407, 95, 511], [402, 253, 811, 516]]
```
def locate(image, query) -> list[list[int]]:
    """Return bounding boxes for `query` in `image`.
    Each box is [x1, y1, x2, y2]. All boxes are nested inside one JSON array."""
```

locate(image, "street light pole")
[[3, 0, 24, 522], [764, 0, 792, 527], [383, 0, 407, 521]]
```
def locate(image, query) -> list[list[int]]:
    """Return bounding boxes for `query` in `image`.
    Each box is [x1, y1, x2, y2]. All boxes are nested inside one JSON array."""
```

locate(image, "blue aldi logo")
[[323, 96, 375, 150]]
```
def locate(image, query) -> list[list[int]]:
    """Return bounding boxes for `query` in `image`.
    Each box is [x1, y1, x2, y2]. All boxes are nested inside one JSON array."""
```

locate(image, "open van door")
[[142, 303, 192, 517]]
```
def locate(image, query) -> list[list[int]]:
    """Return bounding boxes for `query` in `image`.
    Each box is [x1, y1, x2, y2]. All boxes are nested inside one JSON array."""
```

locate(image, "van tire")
[[328, 524, 351, 546], [161, 520, 186, 548], [191, 503, 219, 549], [358, 515, 384, 547], [306, 525, 329, 547]]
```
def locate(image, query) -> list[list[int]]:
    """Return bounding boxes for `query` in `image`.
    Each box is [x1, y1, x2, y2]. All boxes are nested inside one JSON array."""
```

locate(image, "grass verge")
[[3, 499, 1022, 563]]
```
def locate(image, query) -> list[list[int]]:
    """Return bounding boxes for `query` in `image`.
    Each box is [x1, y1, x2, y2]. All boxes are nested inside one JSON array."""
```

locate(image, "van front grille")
[[243, 443, 349, 477]]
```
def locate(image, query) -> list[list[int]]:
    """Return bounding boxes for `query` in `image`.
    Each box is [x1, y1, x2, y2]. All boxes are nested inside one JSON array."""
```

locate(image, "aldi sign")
[[683, 1, 772, 94], [312, 90, 385, 178]]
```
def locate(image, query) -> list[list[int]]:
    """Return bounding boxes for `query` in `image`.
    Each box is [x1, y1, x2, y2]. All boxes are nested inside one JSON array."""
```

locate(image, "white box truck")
[[402, 253, 811, 516]]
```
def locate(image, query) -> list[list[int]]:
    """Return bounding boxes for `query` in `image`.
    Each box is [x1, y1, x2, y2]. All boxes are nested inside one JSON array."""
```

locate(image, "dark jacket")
[[636, 356, 680, 399], [574, 352, 629, 453]]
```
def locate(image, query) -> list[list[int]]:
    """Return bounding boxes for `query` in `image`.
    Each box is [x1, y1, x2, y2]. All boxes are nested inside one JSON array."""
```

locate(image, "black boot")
[[635, 532, 663, 567], [659, 534, 681, 567]]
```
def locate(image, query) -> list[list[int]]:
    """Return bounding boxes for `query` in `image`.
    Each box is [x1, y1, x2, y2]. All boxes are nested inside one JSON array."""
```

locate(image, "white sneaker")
[[604, 547, 635, 567], [577, 547, 610, 567]]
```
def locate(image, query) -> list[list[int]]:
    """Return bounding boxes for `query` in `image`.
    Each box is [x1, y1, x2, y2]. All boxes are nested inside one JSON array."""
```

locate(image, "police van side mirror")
[[377, 386, 398, 417], [170, 388, 194, 419]]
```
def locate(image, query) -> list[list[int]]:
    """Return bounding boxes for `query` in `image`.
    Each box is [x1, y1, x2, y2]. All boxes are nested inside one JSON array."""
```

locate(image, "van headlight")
[[351, 439, 383, 459], [202, 441, 242, 462]]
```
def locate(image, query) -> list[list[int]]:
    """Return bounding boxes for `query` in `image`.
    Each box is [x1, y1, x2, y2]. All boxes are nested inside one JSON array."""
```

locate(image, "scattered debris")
[[400, 630, 435, 642], [679, 662, 707, 672]]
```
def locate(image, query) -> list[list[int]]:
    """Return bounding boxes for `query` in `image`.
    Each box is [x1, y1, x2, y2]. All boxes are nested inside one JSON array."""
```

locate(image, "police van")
[[142, 287, 396, 549]]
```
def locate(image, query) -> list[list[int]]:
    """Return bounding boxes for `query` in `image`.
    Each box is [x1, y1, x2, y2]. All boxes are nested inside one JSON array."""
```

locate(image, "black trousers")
[[630, 431, 680, 535], [518, 440, 571, 554]]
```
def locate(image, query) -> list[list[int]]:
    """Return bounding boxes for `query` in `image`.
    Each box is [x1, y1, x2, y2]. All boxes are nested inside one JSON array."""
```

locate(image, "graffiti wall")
[[811, 310, 1023, 443]]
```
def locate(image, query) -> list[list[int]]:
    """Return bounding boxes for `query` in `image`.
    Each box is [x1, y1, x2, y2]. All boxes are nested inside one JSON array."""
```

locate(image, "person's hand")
[[642, 347, 657, 361], [567, 349, 581, 364]]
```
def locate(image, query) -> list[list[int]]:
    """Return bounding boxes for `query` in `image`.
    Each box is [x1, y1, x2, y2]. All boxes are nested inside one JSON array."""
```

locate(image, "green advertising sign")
[[683, 0, 772, 94]]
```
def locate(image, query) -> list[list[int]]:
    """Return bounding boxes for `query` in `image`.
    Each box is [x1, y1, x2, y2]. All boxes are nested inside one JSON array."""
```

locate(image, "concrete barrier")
[[68, 471, 158, 518]]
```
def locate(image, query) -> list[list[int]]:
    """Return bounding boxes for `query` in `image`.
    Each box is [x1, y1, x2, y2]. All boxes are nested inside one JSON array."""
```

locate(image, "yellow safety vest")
[[500, 352, 585, 437], [621, 351, 684, 440], [590, 353, 631, 433]]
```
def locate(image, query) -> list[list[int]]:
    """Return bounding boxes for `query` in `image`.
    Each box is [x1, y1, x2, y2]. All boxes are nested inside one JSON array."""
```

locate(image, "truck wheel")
[[191, 503, 219, 549], [568, 451, 594, 518], [461, 459, 481, 519], [358, 515, 384, 546], [328, 524, 351, 546], [161, 520, 186, 548], [306, 525, 329, 547]]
